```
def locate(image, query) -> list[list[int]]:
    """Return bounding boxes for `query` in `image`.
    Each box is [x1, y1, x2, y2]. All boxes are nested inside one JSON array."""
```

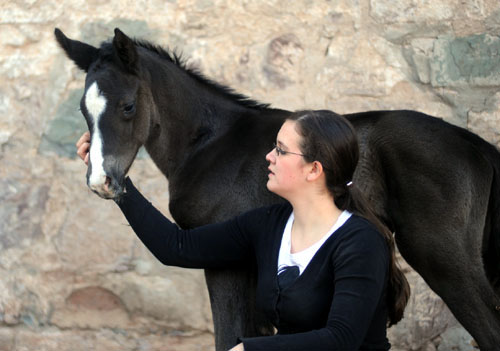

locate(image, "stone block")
[[468, 92, 500, 147], [113, 268, 212, 332], [38, 88, 87, 159], [430, 34, 500, 87], [388, 268, 472, 350], [370, 0, 455, 24], [51, 286, 130, 329], [79, 19, 159, 47], [263, 33, 303, 89], [0, 328, 14, 351], [437, 326, 476, 351], [0, 181, 49, 250]]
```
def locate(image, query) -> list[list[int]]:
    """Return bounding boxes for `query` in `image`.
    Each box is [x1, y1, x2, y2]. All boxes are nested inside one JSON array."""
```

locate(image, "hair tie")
[[346, 181, 353, 187]]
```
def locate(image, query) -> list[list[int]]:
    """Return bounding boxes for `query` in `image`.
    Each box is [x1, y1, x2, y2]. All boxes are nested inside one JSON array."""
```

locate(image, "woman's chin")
[[266, 179, 277, 193]]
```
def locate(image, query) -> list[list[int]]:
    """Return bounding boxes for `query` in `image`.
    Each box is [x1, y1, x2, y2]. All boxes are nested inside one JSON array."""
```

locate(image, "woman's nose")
[[265, 149, 275, 163]]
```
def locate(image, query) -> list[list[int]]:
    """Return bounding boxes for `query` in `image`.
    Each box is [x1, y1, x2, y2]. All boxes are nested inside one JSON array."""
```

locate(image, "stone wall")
[[1, 1, 500, 350]]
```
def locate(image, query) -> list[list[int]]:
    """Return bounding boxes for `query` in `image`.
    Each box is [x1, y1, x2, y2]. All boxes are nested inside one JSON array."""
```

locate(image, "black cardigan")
[[116, 178, 391, 351]]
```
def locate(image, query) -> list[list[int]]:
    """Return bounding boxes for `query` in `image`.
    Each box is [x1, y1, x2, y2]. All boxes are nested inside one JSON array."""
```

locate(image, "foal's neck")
[[143, 56, 258, 177]]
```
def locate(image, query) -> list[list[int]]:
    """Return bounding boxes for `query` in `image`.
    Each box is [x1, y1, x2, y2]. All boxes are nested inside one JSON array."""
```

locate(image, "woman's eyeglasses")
[[273, 143, 306, 157]]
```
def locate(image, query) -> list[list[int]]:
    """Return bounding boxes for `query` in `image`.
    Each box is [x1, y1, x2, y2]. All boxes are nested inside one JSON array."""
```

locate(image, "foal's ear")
[[112, 28, 138, 74], [54, 28, 98, 72]]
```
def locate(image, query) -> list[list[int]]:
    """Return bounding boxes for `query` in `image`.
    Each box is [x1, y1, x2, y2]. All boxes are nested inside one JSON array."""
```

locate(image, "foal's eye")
[[123, 102, 136, 116]]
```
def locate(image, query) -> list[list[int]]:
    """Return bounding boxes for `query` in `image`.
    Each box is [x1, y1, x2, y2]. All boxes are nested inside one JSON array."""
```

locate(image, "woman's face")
[[266, 120, 311, 198]]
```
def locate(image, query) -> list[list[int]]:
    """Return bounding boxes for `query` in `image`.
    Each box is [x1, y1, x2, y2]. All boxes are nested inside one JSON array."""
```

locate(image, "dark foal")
[[55, 28, 500, 350]]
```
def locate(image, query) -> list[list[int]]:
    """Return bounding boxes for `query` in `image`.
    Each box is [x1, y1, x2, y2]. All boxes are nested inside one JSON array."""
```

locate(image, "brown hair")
[[287, 109, 410, 326]]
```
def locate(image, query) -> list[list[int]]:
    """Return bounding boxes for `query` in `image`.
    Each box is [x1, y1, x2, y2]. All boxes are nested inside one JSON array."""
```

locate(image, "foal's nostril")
[[104, 176, 111, 192]]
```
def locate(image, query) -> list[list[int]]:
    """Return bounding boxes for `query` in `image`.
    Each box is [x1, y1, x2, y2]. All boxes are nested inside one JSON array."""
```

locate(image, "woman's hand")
[[228, 343, 244, 351], [76, 131, 90, 165]]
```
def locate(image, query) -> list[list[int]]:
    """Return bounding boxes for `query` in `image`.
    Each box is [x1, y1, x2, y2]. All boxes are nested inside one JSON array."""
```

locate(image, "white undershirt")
[[277, 210, 352, 275]]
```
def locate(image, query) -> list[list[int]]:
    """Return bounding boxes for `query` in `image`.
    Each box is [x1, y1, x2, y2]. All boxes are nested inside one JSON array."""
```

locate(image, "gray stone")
[[405, 34, 500, 89], [0, 2, 64, 24], [263, 33, 303, 89], [51, 286, 130, 330], [387, 268, 462, 350], [0, 25, 27, 47], [485, 9, 500, 32], [80, 19, 159, 47], [437, 326, 475, 351], [403, 34, 500, 125], [114, 267, 212, 331], [369, 0, 455, 24], [0, 181, 48, 250], [430, 34, 500, 88], [0, 89, 10, 117], [4, 327, 214, 351], [0, 131, 11, 146], [50, 196, 137, 272], [369, 0, 455, 41], [38, 89, 87, 158], [0, 328, 14, 351], [403, 38, 435, 84], [467, 91, 500, 147]]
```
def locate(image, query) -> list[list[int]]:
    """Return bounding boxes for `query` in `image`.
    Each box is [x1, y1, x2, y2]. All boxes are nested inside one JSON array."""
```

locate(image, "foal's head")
[[55, 28, 154, 199]]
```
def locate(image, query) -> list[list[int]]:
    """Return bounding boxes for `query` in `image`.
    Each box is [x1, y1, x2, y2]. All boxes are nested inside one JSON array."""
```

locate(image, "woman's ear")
[[306, 161, 324, 181]]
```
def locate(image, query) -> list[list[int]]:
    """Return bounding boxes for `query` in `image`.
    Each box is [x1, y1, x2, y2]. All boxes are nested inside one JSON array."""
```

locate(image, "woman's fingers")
[[76, 131, 91, 165], [76, 131, 90, 148], [77, 143, 90, 165]]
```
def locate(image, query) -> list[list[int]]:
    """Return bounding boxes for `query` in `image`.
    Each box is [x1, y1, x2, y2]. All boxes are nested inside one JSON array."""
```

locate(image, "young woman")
[[76, 110, 410, 350]]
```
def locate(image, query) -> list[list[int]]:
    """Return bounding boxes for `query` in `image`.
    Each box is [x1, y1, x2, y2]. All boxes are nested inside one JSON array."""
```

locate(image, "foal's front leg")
[[204, 267, 273, 351]]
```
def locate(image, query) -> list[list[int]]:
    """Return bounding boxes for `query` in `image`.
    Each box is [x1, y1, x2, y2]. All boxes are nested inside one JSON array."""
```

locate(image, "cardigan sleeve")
[[114, 177, 256, 269], [240, 224, 389, 351]]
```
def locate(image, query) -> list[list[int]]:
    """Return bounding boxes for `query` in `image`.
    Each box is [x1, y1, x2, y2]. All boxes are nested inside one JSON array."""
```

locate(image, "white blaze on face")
[[85, 81, 108, 191]]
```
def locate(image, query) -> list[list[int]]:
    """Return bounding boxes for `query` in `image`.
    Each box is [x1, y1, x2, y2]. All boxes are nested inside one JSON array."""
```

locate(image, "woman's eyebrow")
[[276, 140, 288, 149]]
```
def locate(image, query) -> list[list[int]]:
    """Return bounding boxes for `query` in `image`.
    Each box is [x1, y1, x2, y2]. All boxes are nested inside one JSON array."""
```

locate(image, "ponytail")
[[336, 183, 410, 326]]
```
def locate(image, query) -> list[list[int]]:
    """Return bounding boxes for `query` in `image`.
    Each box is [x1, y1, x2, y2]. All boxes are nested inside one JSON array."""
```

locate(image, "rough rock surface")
[[1, 0, 499, 349]]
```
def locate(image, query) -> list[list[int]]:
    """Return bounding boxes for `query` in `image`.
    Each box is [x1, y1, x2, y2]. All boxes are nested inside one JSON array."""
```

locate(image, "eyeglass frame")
[[273, 143, 307, 157], [272, 144, 340, 176]]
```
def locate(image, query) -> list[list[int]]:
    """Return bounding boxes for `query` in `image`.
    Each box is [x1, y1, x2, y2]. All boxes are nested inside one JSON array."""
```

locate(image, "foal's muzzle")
[[87, 171, 125, 200]]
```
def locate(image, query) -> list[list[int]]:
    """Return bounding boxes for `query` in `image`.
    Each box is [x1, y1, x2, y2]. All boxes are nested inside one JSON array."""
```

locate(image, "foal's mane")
[[99, 38, 270, 110]]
